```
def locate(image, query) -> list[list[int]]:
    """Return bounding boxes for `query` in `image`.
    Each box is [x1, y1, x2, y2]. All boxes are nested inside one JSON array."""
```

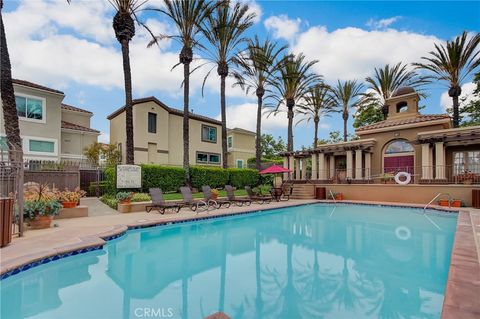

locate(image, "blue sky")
[[3, 0, 480, 149]]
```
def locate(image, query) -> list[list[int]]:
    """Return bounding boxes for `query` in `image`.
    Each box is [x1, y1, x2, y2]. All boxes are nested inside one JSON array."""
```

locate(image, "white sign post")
[[116, 165, 142, 189]]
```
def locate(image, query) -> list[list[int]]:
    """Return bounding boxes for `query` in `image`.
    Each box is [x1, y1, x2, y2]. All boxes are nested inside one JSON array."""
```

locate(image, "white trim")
[[228, 147, 255, 153], [14, 93, 47, 124], [22, 135, 58, 156], [61, 128, 100, 135], [60, 153, 86, 160], [227, 135, 233, 150], [14, 83, 64, 97]]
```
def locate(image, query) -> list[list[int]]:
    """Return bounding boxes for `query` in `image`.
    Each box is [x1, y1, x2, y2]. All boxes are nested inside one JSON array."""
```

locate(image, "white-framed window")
[[22, 136, 58, 156], [236, 159, 244, 168], [227, 136, 233, 148], [201, 125, 217, 143], [15, 94, 46, 123], [454, 151, 480, 174], [0, 136, 7, 151], [196, 151, 221, 165]]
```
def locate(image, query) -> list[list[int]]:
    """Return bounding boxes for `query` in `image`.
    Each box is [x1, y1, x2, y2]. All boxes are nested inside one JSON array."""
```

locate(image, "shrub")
[[252, 184, 272, 196], [116, 191, 133, 201], [228, 168, 259, 188], [100, 194, 118, 210], [104, 167, 116, 194], [190, 166, 229, 189], [131, 193, 151, 202], [141, 164, 186, 192]]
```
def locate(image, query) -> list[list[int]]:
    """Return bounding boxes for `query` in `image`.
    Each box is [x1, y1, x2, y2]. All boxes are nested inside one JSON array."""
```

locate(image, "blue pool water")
[[1, 204, 457, 319]]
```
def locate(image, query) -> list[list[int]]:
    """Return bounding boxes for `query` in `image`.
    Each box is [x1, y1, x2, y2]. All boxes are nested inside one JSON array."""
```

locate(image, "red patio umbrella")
[[259, 164, 292, 174]]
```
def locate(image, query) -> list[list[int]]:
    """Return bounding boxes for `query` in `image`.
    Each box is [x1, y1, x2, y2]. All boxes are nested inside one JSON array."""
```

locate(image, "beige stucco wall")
[[60, 131, 97, 159], [0, 84, 64, 160], [316, 184, 478, 206], [109, 111, 127, 163], [227, 131, 255, 168], [61, 110, 91, 127]]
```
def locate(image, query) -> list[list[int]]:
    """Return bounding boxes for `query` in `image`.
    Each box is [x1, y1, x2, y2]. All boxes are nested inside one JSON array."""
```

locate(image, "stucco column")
[[318, 153, 326, 180], [435, 142, 445, 179], [329, 155, 335, 179], [421, 143, 432, 179], [346, 150, 353, 179], [283, 156, 289, 180], [355, 149, 363, 180], [364, 152, 371, 179], [311, 154, 318, 180], [295, 158, 301, 180], [288, 156, 294, 180]]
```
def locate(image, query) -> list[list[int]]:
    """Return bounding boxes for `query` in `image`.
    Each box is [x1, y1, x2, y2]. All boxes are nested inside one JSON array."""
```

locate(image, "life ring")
[[394, 172, 411, 185], [395, 226, 411, 240]]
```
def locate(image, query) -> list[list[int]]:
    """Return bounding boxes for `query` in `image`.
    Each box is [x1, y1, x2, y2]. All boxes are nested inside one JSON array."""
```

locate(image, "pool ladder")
[[422, 192, 451, 231], [328, 190, 337, 218]]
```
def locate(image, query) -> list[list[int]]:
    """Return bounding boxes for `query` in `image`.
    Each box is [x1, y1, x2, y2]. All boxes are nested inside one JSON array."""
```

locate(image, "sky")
[[3, 0, 480, 150]]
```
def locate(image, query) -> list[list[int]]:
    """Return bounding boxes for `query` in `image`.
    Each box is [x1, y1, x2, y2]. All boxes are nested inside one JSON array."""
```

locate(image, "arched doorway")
[[383, 140, 415, 176]]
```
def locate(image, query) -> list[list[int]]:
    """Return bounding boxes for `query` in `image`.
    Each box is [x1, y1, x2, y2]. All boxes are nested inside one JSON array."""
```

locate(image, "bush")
[[190, 166, 229, 189], [141, 164, 186, 192], [228, 168, 259, 188], [131, 193, 151, 202], [252, 184, 272, 196], [100, 194, 118, 210], [104, 167, 116, 195]]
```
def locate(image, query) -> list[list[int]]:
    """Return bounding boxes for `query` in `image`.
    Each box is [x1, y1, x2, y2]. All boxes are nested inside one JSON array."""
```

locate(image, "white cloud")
[[98, 132, 110, 144], [440, 82, 476, 111], [291, 26, 441, 82], [264, 15, 301, 41], [366, 16, 401, 30]]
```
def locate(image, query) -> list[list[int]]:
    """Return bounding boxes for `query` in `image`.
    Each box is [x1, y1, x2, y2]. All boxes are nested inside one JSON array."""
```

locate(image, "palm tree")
[[413, 31, 480, 127], [331, 80, 364, 142], [362, 62, 430, 119], [149, 0, 212, 181], [297, 84, 335, 148], [232, 36, 287, 169], [268, 53, 320, 152], [0, 0, 22, 157], [201, 0, 256, 168]]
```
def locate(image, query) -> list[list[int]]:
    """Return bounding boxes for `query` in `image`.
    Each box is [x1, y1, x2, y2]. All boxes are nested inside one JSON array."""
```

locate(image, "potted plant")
[[329, 192, 344, 200], [438, 199, 450, 207], [58, 188, 86, 208], [23, 183, 62, 229], [211, 189, 219, 200], [380, 172, 395, 184], [116, 191, 133, 204], [456, 171, 477, 185], [451, 199, 462, 207]]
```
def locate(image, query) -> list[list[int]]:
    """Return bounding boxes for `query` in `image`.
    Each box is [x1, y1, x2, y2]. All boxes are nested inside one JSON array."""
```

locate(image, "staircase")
[[290, 184, 316, 199]]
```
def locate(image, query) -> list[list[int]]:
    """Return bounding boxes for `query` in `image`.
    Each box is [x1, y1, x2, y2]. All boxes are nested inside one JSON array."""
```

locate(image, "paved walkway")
[[80, 197, 119, 217]]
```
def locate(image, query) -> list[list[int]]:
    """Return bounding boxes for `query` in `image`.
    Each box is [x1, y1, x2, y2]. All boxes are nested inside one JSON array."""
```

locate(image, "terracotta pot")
[[29, 215, 53, 229], [120, 199, 131, 204], [438, 199, 450, 207], [62, 201, 77, 209], [211, 194, 219, 200], [335, 194, 344, 201], [451, 200, 462, 208]]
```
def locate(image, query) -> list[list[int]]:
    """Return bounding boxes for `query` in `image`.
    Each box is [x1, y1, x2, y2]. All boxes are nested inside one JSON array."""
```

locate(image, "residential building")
[[227, 128, 256, 168], [107, 97, 256, 168], [0, 79, 100, 162]]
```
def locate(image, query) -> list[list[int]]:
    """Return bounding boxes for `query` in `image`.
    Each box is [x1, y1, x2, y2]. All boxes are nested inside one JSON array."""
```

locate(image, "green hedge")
[[104, 167, 116, 195], [141, 164, 186, 192], [228, 168, 259, 188], [190, 166, 229, 189]]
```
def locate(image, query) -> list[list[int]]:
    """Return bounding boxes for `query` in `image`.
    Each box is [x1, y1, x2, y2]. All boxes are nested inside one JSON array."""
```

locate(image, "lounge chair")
[[146, 188, 182, 214], [245, 186, 272, 204], [225, 185, 251, 206], [202, 186, 231, 209], [180, 187, 208, 212], [280, 183, 293, 201]]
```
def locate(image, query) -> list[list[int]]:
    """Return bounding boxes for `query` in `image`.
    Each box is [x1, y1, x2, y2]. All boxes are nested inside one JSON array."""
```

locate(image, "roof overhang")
[[356, 118, 451, 136]]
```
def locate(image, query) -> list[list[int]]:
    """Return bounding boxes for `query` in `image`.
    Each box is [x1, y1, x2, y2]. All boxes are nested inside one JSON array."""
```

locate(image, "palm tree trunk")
[[343, 109, 349, 142], [452, 94, 460, 128], [183, 61, 190, 183], [121, 39, 134, 164], [220, 74, 228, 169], [314, 118, 319, 149], [287, 99, 295, 152], [255, 94, 263, 170], [0, 2, 22, 157]]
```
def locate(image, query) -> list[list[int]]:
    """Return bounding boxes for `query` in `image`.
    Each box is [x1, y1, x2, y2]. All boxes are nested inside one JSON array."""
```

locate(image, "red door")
[[384, 155, 414, 174]]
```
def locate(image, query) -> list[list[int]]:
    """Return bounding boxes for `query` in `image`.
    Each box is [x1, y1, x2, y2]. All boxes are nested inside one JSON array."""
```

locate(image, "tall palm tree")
[[362, 62, 430, 119], [331, 80, 363, 142], [149, 0, 212, 181], [0, 0, 22, 157], [413, 31, 480, 127], [232, 36, 287, 169], [297, 84, 335, 149], [268, 53, 320, 152], [201, 0, 256, 168]]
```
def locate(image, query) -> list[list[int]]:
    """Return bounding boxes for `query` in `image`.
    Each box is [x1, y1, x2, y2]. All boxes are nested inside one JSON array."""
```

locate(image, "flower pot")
[[335, 194, 344, 201], [120, 199, 131, 204], [451, 200, 462, 207], [62, 201, 77, 209], [29, 215, 53, 229], [211, 194, 218, 200], [438, 199, 450, 207]]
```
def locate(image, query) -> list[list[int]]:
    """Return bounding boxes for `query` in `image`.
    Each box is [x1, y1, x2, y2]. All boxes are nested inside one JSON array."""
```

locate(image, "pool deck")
[[1, 199, 479, 318]]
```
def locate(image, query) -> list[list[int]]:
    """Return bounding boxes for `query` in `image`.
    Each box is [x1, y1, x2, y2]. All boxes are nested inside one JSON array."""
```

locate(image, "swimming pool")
[[0, 204, 457, 319]]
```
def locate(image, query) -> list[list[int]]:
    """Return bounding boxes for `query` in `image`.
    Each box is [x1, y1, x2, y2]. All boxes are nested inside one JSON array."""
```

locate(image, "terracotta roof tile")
[[12, 79, 64, 95], [61, 121, 100, 134], [356, 114, 451, 132], [61, 103, 93, 114]]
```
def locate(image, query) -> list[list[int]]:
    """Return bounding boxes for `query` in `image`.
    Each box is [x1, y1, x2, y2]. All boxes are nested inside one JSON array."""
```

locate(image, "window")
[[227, 136, 233, 148], [454, 151, 480, 174], [385, 140, 414, 154], [196, 152, 221, 165], [396, 101, 408, 113], [117, 143, 122, 162], [202, 125, 217, 143], [236, 159, 244, 168], [148, 112, 157, 133], [29, 140, 54, 153], [0, 136, 7, 150], [15, 95, 44, 121]]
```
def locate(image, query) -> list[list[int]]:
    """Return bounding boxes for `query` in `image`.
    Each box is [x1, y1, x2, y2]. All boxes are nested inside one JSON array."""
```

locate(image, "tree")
[[297, 83, 335, 148], [317, 131, 358, 145], [413, 31, 480, 127], [232, 36, 287, 169], [260, 134, 287, 159], [331, 80, 363, 142], [83, 142, 121, 167], [352, 104, 384, 128], [201, 0, 256, 168], [149, 0, 212, 181], [447, 71, 480, 127], [360, 62, 430, 120], [268, 53, 320, 152], [83, 142, 102, 165], [0, 0, 22, 158]]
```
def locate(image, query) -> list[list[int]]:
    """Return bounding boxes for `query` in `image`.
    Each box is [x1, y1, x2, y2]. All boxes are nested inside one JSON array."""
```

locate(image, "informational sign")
[[116, 165, 142, 189]]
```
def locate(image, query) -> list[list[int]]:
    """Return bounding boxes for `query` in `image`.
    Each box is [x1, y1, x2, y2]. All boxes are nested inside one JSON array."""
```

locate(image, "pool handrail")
[[423, 193, 452, 211], [329, 190, 337, 205]]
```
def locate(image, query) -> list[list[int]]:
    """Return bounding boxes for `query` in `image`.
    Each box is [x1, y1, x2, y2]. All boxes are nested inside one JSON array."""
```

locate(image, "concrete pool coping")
[[0, 199, 478, 318]]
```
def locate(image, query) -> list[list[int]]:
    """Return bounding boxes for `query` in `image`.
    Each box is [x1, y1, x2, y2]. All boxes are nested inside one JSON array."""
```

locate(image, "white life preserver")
[[395, 226, 411, 241], [394, 172, 411, 185]]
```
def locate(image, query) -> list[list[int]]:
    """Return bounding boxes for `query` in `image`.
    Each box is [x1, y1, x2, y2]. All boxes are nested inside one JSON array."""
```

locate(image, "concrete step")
[[290, 184, 316, 199]]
